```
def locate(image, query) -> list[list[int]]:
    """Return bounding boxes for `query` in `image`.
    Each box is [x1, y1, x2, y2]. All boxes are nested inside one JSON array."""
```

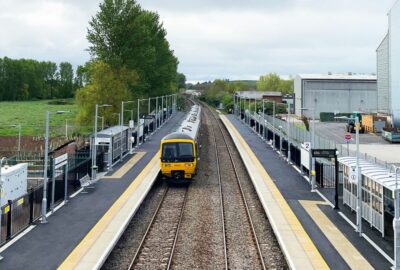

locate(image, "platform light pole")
[[9, 124, 21, 159], [137, 99, 141, 146], [92, 104, 112, 184], [124, 110, 134, 153], [336, 115, 361, 235], [98, 116, 105, 130], [264, 100, 276, 149], [390, 165, 400, 270], [41, 110, 69, 224], [121, 101, 135, 159], [301, 107, 316, 191], [0, 157, 7, 261], [287, 111, 292, 164]]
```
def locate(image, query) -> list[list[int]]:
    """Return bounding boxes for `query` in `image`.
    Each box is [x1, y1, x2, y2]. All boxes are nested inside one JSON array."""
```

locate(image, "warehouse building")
[[377, 0, 400, 126], [236, 91, 283, 103], [294, 73, 377, 119]]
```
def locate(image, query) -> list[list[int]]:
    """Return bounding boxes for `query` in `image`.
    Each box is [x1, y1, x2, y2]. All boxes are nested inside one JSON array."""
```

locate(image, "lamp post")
[[92, 104, 112, 184], [262, 99, 265, 139], [156, 96, 159, 129], [390, 165, 400, 270], [137, 99, 141, 146], [121, 101, 135, 160], [278, 125, 283, 155], [124, 110, 134, 153], [287, 111, 292, 164], [9, 124, 21, 159], [301, 107, 316, 191], [336, 115, 361, 235], [41, 110, 69, 224], [264, 100, 276, 149], [98, 116, 105, 130], [0, 157, 7, 261]]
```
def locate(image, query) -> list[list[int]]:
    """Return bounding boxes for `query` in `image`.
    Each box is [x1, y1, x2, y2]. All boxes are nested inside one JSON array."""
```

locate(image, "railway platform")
[[0, 111, 186, 270], [221, 114, 392, 269]]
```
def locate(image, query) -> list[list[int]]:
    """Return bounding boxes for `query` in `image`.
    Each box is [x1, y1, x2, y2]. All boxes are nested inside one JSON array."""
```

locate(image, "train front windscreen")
[[161, 142, 194, 162]]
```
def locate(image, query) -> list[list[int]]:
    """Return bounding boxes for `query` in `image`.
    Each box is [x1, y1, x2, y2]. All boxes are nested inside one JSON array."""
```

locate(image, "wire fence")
[[244, 111, 393, 169]]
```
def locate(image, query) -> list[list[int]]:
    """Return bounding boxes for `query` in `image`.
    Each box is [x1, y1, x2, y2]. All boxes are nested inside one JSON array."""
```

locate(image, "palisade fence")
[[0, 147, 103, 245]]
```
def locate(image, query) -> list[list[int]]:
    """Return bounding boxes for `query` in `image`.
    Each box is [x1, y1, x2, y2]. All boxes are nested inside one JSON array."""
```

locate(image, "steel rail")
[[166, 188, 189, 269], [127, 186, 188, 270], [191, 98, 228, 269], [128, 186, 169, 269], [204, 102, 267, 270]]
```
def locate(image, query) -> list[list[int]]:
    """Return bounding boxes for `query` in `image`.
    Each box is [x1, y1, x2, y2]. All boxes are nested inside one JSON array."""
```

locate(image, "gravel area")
[[207, 107, 263, 269], [170, 110, 226, 269], [221, 117, 288, 269], [101, 179, 167, 270], [131, 186, 188, 269], [103, 101, 287, 270]]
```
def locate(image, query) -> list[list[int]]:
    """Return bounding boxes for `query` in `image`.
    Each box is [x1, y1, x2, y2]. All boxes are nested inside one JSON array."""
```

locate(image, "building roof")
[[339, 156, 399, 191], [0, 163, 28, 177], [297, 73, 377, 81], [237, 91, 282, 99], [97, 125, 129, 137]]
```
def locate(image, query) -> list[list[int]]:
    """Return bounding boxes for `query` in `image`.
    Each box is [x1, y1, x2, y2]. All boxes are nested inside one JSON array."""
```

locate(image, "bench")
[[79, 174, 96, 193]]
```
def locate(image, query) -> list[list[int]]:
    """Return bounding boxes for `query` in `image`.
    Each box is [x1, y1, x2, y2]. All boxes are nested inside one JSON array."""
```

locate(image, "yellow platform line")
[[58, 152, 160, 270], [103, 152, 146, 179], [220, 115, 329, 270], [300, 200, 373, 270]]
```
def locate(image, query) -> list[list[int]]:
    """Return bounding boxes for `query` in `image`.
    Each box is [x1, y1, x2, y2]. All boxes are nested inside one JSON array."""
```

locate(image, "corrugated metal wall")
[[390, 1, 400, 127], [377, 34, 390, 113], [302, 80, 377, 119]]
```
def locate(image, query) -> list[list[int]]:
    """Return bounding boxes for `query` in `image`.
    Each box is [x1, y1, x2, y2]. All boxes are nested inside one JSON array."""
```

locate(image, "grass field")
[[0, 100, 80, 136]]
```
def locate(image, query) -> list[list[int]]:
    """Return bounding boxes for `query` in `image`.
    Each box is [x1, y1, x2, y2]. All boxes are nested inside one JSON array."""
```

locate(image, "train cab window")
[[162, 142, 194, 162]]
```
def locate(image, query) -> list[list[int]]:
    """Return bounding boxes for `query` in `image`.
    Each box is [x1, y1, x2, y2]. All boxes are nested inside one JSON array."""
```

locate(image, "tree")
[[256, 73, 293, 94], [176, 73, 186, 90], [59, 62, 74, 98], [87, 0, 178, 97], [75, 61, 138, 125]]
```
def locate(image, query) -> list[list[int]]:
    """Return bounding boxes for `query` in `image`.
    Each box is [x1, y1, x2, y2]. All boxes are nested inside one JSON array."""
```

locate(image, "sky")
[[0, 0, 397, 82]]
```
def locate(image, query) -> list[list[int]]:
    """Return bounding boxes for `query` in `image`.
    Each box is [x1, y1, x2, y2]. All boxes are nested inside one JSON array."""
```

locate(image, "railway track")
[[203, 102, 266, 269], [128, 186, 188, 270]]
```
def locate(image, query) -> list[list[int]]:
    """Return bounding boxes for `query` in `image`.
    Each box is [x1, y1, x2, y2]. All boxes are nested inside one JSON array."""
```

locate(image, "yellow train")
[[160, 105, 201, 182]]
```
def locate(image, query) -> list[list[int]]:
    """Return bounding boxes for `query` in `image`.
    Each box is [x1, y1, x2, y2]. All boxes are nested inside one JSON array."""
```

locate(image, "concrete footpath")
[[226, 114, 391, 269], [0, 112, 185, 270]]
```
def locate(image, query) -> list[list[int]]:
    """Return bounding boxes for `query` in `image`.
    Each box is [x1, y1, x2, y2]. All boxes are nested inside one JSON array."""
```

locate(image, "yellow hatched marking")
[[103, 152, 146, 179], [220, 115, 329, 269], [58, 152, 160, 270], [300, 200, 374, 270]]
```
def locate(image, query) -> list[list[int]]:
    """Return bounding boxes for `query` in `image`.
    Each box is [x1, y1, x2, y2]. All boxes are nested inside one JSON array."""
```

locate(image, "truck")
[[346, 112, 365, 134]]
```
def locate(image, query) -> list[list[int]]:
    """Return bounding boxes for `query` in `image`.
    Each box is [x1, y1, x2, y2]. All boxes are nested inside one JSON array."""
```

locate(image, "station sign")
[[129, 120, 135, 129], [349, 165, 358, 183], [311, 149, 337, 159], [345, 133, 351, 143], [55, 153, 68, 169], [95, 137, 111, 146]]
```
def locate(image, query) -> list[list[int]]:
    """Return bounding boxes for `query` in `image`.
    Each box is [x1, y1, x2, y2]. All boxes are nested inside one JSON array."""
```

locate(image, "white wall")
[[390, 1, 400, 127], [377, 34, 390, 113]]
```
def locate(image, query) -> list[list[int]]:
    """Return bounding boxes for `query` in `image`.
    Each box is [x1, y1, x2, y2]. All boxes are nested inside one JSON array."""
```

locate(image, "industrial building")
[[236, 91, 283, 103], [294, 74, 378, 119], [377, 0, 400, 126]]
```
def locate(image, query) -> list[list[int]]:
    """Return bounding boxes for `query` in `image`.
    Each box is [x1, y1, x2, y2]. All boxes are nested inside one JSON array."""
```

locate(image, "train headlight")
[[185, 163, 193, 167], [164, 163, 171, 168]]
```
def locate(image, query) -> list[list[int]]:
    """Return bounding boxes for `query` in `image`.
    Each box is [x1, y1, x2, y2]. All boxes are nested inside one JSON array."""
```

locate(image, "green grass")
[[0, 100, 79, 136]]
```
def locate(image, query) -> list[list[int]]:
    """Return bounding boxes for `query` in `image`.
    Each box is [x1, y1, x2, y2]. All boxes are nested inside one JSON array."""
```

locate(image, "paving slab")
[[0, 112, 185, 270], [226, 114, 391, 269]]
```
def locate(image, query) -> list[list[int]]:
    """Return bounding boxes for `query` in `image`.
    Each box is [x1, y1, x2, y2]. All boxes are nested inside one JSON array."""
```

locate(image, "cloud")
[[0, 0, 397, 81]]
